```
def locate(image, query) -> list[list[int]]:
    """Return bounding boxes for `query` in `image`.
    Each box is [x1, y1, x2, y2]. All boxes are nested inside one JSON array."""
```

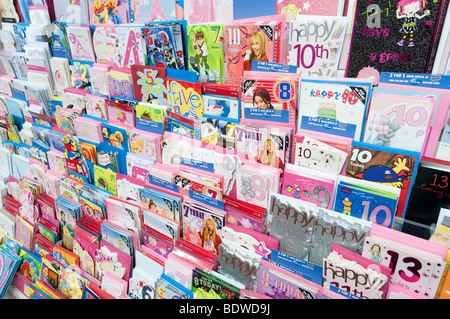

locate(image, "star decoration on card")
[[253, 243, 269, 257], [330, 40, 343, 49], [303, 1, 311, 10]]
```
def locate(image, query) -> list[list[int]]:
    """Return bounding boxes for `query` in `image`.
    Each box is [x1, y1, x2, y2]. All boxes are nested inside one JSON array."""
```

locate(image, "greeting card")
[[107, 67, 135, 101], [59, 266, 85, 299], [140, 188, 181, 222], [224, 24, 278, 79], [187, 23, 224, 82], [297, 78, 372, 141], [53, 0, 90, 23], [44, 23, 71, 59], [89, 64, 111, 97], [116, 25, 147, 68], [126, 152, 155, 181], [73, 116, 104, 144], [323, 244, 391, 299], [191, 267, 240, 299], [202, 94, 240, 121], [85, 94, 108, 120], [92, 24, 120, 66], [128, 128, 161, 161], [131, 65, 167, 104], [282, 164, 337, 210], [0, 246, 22, 298], [47, 147, 69, 175], [143, 25, 180, 69], [286, 16, 347, 77], [346, 0, 446, 82], [240, 71, 299, 124], [266, 193, 317, 259], [184, 0, 233, 24], [138, 0, 177, 22], [106, 100, 135, 128], [234, 125, 290, 174], [217, 239, 261, 290], [403, 157, 450, 238], [362, 227, 446, 298], [363, 92, 437, 153], [166, 78, 203, 120], [88, 0, 127, 24], [65, 25, 95, 61], [235, 163, 280, 209], [276, 0, 344, 20], [182, 199, 225, 254], [334, 175, 400, 228], [226, 224, 277, 259], [69, 60, 93, 90], [346, 142, 420, 218], [309, 208, 372, 266], [256, 259, 321, 299], [94, 165, 117, 196]]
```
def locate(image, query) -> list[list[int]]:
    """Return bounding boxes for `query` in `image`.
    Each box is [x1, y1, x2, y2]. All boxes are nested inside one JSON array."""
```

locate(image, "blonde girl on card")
[[243, 31, 269, 71], [131, 139, 145, 155], [280, 3, 302, 22], [199, 218, 222, 254]]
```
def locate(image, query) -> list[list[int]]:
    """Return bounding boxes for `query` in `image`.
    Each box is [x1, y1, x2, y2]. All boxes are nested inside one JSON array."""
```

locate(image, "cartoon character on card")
[[131, 139, 145, 155], [116, 111, 129, 125], [108, 132, 124, 148], [94, 102, 107, 119], [369, 244, 382, 263], [105, 0, 123, 24], [93, 0, 108, 23], [19, 189, 35, 223], [375, 117, 401, 147], [280, 3, 302, 23], [190, 30, 209, 73], [355, 157, 410, 188], [73, 240, 95, 277], [338, 194, 358, 216], [396, 0, 431, 47]]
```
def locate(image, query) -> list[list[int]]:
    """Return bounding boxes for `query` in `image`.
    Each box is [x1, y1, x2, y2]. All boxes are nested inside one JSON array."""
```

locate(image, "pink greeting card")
[[85, 93, 108, 120], [116, 25, 146, 68], [184, 0, 233, 24], [323, 244, 391, 299], [223, 223, 278, 258], [89, 64, 111, 97], [66, 24, 96, 61], [363, 93, 437, 153], [106, 100, 135, 128], [107, 67, 135, 101], [47, 147, 69, 175], [282, 164, 337, 210], [240, 71, 299, 125], [128, 128, 161, 162], [235, 162, 281, 209], [73, 116, 104, 143], [73, 225, 99, 278], [92, 24, 120, 67], [276, 0, 344, 22], [225, 24, 276, 79], [377, 83, 450, 158]]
